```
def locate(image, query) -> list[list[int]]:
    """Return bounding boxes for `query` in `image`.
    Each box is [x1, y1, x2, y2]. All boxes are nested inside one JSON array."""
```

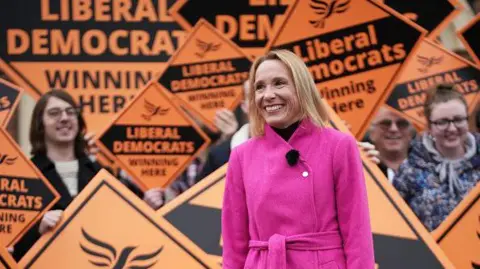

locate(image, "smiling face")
[[428, 99, 469, 151], [42, 96, 79, 146], [370, 107, 413, 155], [253, 59, 301, 129]]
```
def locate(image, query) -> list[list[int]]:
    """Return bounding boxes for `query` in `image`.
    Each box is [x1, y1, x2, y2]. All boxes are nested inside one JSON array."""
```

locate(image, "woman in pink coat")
[[222, 50, 375, 269]]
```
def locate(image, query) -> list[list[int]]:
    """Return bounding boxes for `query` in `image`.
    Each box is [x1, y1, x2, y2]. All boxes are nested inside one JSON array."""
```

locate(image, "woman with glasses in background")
[[393, 84, 480, 231]]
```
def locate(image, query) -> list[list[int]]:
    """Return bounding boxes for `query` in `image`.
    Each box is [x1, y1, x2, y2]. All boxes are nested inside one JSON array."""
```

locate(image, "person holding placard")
[[222, 50, 375, 269], [393, 84, 480, 231]]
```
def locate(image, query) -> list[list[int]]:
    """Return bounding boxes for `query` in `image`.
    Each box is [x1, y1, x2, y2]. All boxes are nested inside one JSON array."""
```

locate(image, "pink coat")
[[222, 119, 375, 269]]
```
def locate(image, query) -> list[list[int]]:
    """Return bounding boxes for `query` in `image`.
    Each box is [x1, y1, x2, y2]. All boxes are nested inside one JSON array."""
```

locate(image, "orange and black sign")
[[169, 0, 293, 56], [159, 102, 455, 268], [386, 38, 480, 129], [0, 79, 22, 128], [432, 183, 480, 269], [266, 0, 427, 139], [0, 246, 18, 269], [156, 20, 251, 131], [20, 169, 219, 268], [0, 0, 186, 133], [0, 128, 59, 248], [377, 0, 461, 38], [96, 82, 210, 191], [458, 14, 480, 66]]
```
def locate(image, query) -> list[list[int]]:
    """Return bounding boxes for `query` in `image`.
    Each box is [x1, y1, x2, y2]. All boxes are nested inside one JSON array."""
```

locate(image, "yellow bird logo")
[[417, 55, 443, 73], [195, 39, 221, 58], [309, 0, 351, 28], [80, 228, 164, 269], [141, 100, 169, 121]]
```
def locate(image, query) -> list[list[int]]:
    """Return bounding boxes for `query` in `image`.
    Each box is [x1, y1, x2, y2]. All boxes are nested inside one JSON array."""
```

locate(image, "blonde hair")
[[248, 49, 329, 137]]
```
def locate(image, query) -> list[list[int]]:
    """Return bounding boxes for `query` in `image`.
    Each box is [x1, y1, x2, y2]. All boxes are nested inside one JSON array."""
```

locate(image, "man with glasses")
[[368, 106, 415, 182]]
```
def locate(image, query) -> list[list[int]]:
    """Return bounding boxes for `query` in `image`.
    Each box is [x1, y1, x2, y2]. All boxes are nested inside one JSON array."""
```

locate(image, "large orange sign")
[[96, 82, 210, 191], [0, 128, 59, 247], [0, 0, 186, 133], [160, 101, 455, 268], [377, 0, 461, 38], [169, 0, 293, 57], [266, 0, 426, 139], [0, 247, 17, 269], [432, 183, 480, 269], [156, 20, 251, 131], [0, 79, 22, 128], [386, 38, 480, 129], [20, 169, 219, 268], [457, 14, 480, 66]]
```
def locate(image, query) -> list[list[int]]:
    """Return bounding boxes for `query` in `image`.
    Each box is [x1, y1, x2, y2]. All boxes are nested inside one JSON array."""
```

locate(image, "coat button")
[[302, 171, 309, 178]]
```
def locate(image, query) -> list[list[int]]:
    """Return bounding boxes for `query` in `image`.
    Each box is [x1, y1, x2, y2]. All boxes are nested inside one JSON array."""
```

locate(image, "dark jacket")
[[195, 138, 231, 183], [13, 154, 142, 261]]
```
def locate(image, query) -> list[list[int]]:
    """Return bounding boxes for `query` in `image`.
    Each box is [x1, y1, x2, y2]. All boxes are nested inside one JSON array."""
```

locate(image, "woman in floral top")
[[393, 84, 480, 231]]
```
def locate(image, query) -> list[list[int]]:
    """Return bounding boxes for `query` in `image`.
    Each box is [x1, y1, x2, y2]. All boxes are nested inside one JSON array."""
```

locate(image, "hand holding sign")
[[214, 109, 239, 142], [38, 210, 63, 235]]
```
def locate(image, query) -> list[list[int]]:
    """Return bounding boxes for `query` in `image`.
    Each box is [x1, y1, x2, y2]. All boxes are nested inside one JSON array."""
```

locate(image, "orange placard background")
[[159, 100, 455, 268], [265, 0, 427, 139], [0, 0, 186, 134], [386, 38, 480, 129], [432, 183, 480, 269], [0, 128, 60, 247], [96, 82, 210, 191], [169, 0, 294, 57], [156, 19, 251, 131], [0, 79, 22, 128], [20, 169, 219, 269]]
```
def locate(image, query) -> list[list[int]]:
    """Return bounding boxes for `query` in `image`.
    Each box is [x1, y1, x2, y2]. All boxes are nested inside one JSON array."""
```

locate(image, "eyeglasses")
[[429, 116, 468, 130], [45, 107, 79, 120], [374, 119, 410, 131]]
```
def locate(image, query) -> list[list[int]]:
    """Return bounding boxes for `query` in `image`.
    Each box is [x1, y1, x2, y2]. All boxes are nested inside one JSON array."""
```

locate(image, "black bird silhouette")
[[195, 39, 221, 58], [472, 216, 480, 269], [0, 154, 17, 165], [141, 100, 169, 121], [309, 0, 351, 28], [417, 55, 443, 73], [80, 228, 164, 269]]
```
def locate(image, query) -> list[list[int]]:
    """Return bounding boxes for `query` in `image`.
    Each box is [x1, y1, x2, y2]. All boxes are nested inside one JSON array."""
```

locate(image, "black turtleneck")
[[272, 121, 300, 142]]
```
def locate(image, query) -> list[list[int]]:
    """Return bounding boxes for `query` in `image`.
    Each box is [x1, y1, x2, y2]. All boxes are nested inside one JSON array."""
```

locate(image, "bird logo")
[[417, 55, 443, 73], [473, 215, 480, 269], [0, 154, 17, 165], [195, 39, 221, 58], [80, 228, 164, 269], [309, 0, 351, 28], [141, 100, 169, 121]]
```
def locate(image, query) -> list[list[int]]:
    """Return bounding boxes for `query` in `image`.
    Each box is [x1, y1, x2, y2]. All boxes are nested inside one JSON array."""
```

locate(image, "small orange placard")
[[96, 82, 210, 191], [432, 183, 480, 269], [386, 38, 480, 129], [0, 79, 22, 128], [157, 19, 251, 131], [266, 0, 427, 139], [0, 128, 59, 247], [20, 169, 218, 268]]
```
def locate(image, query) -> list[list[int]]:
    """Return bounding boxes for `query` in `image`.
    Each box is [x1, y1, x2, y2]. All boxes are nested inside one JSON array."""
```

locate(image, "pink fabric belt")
[[248, 231, 343, 269]]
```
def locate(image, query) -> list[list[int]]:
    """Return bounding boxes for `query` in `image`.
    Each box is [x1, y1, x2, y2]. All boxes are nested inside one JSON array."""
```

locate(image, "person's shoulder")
[[317, 127, 356, 145]]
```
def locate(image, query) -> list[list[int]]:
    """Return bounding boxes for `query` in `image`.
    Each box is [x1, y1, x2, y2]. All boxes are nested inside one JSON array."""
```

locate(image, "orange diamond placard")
[[266, 0, 426, 139], [20, 169, 218, 269], [0, 128, 59, 247], [157, 19, 251, 131], [386, 38, 480, 129], [96, 82, 210, 191], [0, 79, 22, 128], [0, 0, 186, 134]]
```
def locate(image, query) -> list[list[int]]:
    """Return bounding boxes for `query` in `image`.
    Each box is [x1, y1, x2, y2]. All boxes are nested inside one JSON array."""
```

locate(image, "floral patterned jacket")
[[393, 133, 480, 231]]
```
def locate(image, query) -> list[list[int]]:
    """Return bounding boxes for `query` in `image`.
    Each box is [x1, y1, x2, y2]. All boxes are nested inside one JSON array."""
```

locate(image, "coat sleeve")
[[333, 135, 375, 269], [222, 148, 249, 269]]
